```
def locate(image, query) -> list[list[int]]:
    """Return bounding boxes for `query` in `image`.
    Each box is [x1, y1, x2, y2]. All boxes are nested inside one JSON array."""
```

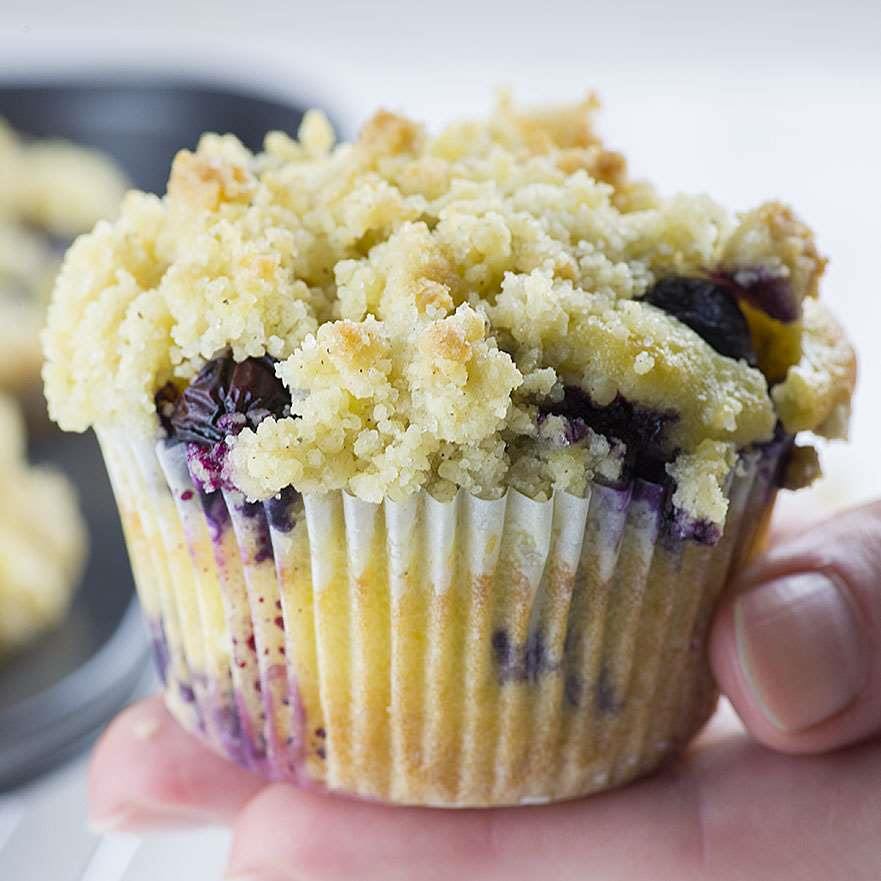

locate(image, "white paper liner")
[[97, 427, 782, 807]]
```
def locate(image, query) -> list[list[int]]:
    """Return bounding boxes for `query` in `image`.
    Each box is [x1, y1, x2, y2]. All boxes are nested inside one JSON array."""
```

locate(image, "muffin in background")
[[43, 95, 856, 806], [0, 394, 86, 657], [0, 120, 127, 405]]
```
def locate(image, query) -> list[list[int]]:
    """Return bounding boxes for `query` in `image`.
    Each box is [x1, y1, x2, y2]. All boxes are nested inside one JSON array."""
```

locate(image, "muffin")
[[0, 395, 86, 656], [43, 95, 856, 806], [0, 120, 127, 404]]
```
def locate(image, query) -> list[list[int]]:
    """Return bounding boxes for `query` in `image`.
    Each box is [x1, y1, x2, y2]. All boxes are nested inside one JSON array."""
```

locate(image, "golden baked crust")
[[43, 96, 856, 526]]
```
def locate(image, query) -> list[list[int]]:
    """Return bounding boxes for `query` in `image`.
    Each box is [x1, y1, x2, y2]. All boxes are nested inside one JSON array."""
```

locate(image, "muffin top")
[[43, 95, 856, 534], [0, 395, 85, 655]]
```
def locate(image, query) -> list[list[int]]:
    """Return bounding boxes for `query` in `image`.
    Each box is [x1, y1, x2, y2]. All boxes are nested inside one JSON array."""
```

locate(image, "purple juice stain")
[[241, 499, 263, 519], [755, 421, 795, 488], [710, 268, 800, 324], [265, 485, 301, 533], [564, 672, 583, 709], [186, 440, 230, 493], [234, 690, 268, 764], [539, 387, 677, 484], [631, 478, 667, 513], [492, 628, 558, 684], [241, 499, 274, 564], [595, 664, 620, 716], [642, 276, 757, 365], [665, 512, 723, 546], [196, 484, 231, 539], [149, 619, 171, 686]]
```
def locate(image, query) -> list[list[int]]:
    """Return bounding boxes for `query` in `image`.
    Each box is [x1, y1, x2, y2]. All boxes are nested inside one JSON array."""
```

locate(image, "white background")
[[1, 1, 879, 878]]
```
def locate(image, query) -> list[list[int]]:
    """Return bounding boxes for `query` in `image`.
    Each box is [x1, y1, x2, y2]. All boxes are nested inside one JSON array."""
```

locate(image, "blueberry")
[[711, 268, 800, 324], [164, 353, 291, 445], [642, 277, 757, 365], [539, 387, 676, 483]]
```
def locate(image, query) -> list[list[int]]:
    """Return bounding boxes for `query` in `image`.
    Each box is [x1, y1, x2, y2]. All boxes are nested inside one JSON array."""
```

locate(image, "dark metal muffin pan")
[[0, 77, 318, 789], [0, 78, 312, 194]]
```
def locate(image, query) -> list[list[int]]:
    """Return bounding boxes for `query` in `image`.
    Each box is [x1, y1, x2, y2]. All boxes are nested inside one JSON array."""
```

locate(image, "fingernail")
[[735, 571, 868, 732]]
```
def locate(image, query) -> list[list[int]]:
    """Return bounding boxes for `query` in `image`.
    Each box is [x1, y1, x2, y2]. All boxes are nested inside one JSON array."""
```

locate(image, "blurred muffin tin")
[[0, 77, 317, 788]]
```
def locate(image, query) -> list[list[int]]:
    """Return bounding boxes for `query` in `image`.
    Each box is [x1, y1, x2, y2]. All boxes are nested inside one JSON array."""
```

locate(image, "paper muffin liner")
[[97, 428, 784, 807]]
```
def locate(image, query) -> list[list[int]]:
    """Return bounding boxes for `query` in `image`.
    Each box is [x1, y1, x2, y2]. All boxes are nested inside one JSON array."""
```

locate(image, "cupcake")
[[43, 95, 856, 806], [0, 395, 85, 657], [0, 119, 127, 408]]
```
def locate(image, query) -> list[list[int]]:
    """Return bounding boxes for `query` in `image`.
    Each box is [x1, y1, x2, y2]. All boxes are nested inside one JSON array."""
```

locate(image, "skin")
[[90, 501, 881, 881]]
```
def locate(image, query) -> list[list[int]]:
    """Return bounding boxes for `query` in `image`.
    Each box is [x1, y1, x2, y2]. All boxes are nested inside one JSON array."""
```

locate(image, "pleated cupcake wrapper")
[[97, 428, 781, 807]]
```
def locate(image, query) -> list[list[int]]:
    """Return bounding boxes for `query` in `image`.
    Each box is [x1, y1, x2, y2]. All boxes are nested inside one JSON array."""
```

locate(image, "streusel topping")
[[43, 95, 856, 527]]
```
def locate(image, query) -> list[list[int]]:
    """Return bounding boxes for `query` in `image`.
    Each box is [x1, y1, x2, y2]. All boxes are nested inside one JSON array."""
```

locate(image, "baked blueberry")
[[643, 277, 757, 365], [539, 387, 676, 482]]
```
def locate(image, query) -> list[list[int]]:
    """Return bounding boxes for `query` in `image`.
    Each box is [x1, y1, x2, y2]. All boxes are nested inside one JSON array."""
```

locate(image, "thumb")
[[710, 500, 881, 755]]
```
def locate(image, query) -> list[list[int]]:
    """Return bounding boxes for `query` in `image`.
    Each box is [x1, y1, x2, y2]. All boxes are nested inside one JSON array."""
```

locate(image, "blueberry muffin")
[[0, 395, 85, 656], [0, 120, 127, 401], [43, 94, 856, 806]]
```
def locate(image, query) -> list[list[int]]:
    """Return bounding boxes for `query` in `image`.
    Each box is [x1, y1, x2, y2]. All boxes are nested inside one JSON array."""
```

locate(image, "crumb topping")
[[43, 96, 856, 528]]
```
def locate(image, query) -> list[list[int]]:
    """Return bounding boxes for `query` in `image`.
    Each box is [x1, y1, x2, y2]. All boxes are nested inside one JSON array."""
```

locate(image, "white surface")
[[0, 718, 231, 881], [1, 1, 879, 878]]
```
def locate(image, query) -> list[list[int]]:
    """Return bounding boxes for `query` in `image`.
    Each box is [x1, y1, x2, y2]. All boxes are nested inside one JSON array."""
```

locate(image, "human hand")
[[90, 501, 881, 881]]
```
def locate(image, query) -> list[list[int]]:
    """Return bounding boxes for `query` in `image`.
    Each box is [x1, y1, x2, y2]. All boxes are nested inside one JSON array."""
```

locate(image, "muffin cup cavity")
[[97, 428, 782, 807]]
